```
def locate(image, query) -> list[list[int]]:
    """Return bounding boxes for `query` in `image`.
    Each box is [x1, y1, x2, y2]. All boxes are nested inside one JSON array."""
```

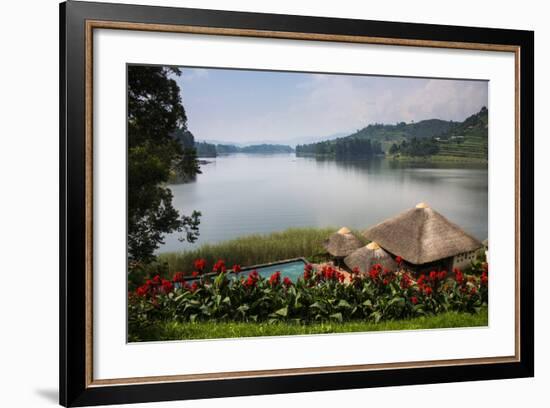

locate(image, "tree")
[[128, 65, 200, 264]]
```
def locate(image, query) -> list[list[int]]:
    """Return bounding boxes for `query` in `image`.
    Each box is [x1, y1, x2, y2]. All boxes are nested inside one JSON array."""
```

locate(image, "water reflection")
[[161, 154, 488, 253]]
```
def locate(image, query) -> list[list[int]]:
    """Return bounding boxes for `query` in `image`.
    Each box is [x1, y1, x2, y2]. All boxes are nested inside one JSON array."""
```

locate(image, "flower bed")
[[128, 259, 488, 335]]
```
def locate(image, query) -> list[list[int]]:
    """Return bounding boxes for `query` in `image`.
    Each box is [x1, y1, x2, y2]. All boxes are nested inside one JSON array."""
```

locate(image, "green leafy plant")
[[128, 260, 488, 338]]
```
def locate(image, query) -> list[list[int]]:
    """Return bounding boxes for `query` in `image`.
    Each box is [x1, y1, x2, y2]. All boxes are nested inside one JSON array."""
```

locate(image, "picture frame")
[[59, 1, 534, 406]]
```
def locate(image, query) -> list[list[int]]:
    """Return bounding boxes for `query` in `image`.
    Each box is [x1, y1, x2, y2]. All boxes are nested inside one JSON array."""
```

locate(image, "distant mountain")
[[196, 142, 294, 156], [197, 131, 349, 148], [240, 144, 294, 154]]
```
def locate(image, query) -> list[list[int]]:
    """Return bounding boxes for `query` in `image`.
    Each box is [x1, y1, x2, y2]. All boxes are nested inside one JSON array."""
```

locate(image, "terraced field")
[[436, 134, 488, 161]]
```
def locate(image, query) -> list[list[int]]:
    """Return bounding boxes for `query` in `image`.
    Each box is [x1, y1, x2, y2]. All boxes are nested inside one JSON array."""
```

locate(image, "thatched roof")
[[362, 203, 482, 265], [344, 242, 398, 273], [324, 227, 363, 257]]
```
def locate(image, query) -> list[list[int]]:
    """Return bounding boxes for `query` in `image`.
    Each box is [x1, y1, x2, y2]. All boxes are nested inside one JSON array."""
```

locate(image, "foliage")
[[389, 107, 488, 161], [388, 137, 440, 157], [216, 144, 294, 154], [296, 137, 383, 158], [297, 107, 488, 161], [128, 261, 489, 338], [195, 141, 217, 157], [127, 65, 201, 264], [239, 144, 294, 154], [129, 308, 488, 341]]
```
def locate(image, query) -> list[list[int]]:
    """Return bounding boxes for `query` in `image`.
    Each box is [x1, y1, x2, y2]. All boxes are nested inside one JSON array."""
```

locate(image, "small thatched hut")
[[324, 227, 363, 258], [363, 203, 482, 271], [344, 241, 398, 273]]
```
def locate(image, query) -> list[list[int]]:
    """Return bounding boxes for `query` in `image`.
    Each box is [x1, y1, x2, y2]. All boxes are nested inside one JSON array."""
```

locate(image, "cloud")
[[174, 68, 487, 144], [180, 68, 209, 82]]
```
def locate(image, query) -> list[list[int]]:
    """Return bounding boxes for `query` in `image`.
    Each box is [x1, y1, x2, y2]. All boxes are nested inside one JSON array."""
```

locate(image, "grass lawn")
[[129, 308, 487, 342]]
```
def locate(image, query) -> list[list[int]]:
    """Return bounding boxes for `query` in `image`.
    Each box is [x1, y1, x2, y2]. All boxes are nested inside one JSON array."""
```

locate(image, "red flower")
[[481, 271, 488, 286], [136, 284, 149, 297], [454, 268, 464, 285], [232, 264, 242, 273], [395, 256, 403, 265], [438, 270, 447, 281], [213, 259, 226, 273], [429, 271, 438, 281], [321, 265, 338, 281], [191, 271, 199, 278], [400, 273, 412, 289], [424, 286, 433, 296], [383, 278, 389, 285], [161, 279, 173, 293], [190, 281, 199, 292], [151, 275, 161, 286], [470, 286, 477, 295], [369, 267, 380, 281], [172, 272, 185, 283], [417, 274, 426, 286], [352, 266, 360, 275], [269, 271, 281, 286], [338, 272, 346, 283], [243, 270, 259, 289], [283, 277, 292, 288], [411, 296, 418, 305], [194, 258, 206, 271]]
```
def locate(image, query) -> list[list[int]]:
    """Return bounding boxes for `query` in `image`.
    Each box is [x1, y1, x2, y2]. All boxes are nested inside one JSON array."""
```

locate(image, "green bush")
[[128, 263, 488, 337]]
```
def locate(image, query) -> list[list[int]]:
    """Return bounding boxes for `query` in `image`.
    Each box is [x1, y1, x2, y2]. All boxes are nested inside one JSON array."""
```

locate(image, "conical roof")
[[324, 227, 363, 257], [362, 203, 482, 265], [344, 242, 398, 273]]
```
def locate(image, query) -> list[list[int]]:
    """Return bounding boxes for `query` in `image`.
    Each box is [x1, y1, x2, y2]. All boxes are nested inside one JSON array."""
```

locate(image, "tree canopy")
[[128, 65, 200, 264]]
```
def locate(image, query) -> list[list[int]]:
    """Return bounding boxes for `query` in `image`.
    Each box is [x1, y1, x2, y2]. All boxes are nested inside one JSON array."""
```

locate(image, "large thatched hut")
[[324, 227, 363, 259], [362, 203, 482, 272], [344, 241, 398, 273]]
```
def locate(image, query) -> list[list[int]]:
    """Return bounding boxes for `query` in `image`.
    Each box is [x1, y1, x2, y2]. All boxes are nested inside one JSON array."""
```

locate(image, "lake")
[[162, 154, 488, 253]]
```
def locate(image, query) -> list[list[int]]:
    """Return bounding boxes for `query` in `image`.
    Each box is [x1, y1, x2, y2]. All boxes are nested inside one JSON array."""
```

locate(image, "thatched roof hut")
[[362, 203, 482, 265], [324, 227, 363, 257], [344, 241, 398, 273]]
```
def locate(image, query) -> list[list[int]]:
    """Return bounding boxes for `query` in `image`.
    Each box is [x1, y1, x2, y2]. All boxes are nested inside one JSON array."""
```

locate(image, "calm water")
[[161, 154, 488, 253]]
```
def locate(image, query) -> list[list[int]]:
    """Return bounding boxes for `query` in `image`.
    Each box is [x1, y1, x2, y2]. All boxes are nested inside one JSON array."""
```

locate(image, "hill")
[[431, 106, 488, 161], [296, 107, 488, 162], [196, 142, 294, 156], [389, 107, 488, 162], [296, 118, 455, 157], [240, 144, 294, 154]]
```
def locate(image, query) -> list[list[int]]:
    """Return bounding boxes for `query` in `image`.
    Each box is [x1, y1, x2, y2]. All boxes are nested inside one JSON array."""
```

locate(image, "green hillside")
[[389, 107, 488, 162], [297, 117, 456, 157], [432, 107, 488, 161], [297, 107, 487, 162]]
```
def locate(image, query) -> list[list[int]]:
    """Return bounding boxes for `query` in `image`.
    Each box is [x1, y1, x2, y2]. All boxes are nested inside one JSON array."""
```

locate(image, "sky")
[[172, 67, 488, 146]]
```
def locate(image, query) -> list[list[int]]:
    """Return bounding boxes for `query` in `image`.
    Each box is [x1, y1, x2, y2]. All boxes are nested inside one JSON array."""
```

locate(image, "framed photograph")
[[60, 1, 534, 406]]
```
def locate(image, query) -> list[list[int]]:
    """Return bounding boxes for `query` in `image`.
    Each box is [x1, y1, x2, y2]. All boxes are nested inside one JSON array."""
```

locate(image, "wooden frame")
[[60, 1, 534, 406]]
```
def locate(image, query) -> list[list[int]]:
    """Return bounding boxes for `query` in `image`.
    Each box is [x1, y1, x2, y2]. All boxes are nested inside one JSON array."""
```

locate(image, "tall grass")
[[157, 227, 367, 274], [130, 308, 488, 341]]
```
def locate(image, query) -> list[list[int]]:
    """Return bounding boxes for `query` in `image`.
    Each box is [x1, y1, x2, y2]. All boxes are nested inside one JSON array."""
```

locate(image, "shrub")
[[128, 261, 488, 335]]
